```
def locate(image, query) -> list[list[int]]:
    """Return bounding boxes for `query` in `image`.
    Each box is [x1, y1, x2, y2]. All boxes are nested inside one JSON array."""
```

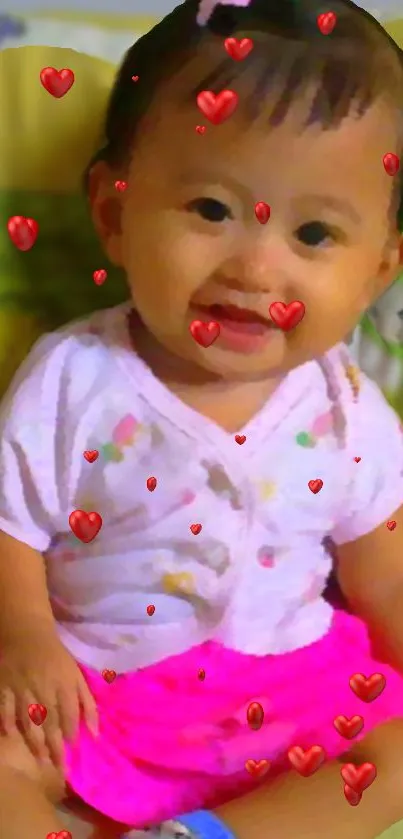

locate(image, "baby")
[[1, 1, 403, 838]]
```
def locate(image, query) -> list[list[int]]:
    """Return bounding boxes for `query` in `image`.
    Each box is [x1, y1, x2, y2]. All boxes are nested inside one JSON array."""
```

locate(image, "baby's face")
[[96, 79, 401, 382]]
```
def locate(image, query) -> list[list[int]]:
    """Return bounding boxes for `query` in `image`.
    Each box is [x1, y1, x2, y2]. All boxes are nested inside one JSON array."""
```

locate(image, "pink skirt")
[[64, 610, 403, 827]]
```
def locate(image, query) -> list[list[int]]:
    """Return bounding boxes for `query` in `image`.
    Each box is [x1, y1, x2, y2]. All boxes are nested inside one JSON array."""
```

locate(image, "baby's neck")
[[129, 312, 281, 432]]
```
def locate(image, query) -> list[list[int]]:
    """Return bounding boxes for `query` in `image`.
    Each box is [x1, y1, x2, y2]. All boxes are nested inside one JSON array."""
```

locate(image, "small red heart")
[[317, 11, 337, 35], [132, 75, 139, 82], [340, 762, 377, 795], [224, 37, 254, 61], [387, 520, 397, 531], [354, 457, 361, 463], [114, 180, 128, 192], [343, 783, 362, 807], [190, 523, 202, 535], [102, 669, 116, 684], [333, 715, 364, 740], [198, 668, 206, 681], [40, 67, 74, 98], [147, 476, 157, 492], [383, 152, 400, 176], [245, 758, 270, 778], [190, 320, 220, 348], [46, 832, 72, 839], [7, 215, 38, 251], [269, 301, 305, 331], [28, 703, 47, 726], [83, 450, 99, 463], [69, 510, 102, 543], [308, 479, 323, 494], [235, 434, 246, 445], [255, 201, 271, 224], [147, 604, 155, 616], [93, 269, 107, 286], [288, 745, 326, 777], [196, 125, 206, 134], [196, 89, 238, 125], [349, 672, 386, 703]]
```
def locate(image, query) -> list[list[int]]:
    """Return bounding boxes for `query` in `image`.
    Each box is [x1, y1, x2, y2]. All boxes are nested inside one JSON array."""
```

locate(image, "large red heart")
[[340, 762, 377, 794], [83, 450, 99, 463], [269, 301, 305, 331], [28, 703, 47, 726], [333, 714, 364, 740], [224, 37, 254, 61], [288, 745, 326, 777], [196, 90, 238, 125], [189, 320, 220, 348], [7, 215, 38, 251], [68, 510, 103, 543], [349, 672, 386, 703], [40, 66, 75, 98]]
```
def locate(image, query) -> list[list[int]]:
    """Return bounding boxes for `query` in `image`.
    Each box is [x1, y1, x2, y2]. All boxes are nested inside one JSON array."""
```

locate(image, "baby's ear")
[[375, 228, 402, 295], [88, 160, 125, 266]]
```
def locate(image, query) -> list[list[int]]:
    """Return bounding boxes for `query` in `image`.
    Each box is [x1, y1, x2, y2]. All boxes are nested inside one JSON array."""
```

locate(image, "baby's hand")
[[0, 629, 98, 768]]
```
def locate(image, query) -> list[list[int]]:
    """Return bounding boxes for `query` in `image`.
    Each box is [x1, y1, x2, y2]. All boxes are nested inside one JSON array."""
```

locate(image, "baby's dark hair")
[[88, 0, 403, 227]]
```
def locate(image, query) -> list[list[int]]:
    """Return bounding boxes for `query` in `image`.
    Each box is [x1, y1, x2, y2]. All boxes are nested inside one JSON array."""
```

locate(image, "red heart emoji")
[[115, 180, 128, 192], [255, 202, 271, 224], [196, 90, 239, 125], [354, 457, 361, 463], [343, 783, 362, 807], [46, 832, 72, 839], [132, 75, 139, 82], [224, 37, 254, 61], [269, 301, 305, 331], [190, 523, 202, 535], [190, 320, 220, 348], [198, 668, 206, 681], [69, 510, 102, 543], [93, 269, 107, 285], [7, 215, 38, 251], [387, 520, 397, 531], [28, 703, 47, 726], [83, 450, 99, 463], [147, 476, 157, 492], [287, 745, 326, 777], [340, 762, 377, 795], [383, 152, 400, 176], [246, 702, 264, 731], [308, 479, 323, 494], [147, 604, 155, 616], [349, 672, 386, 703], [235, 434, 246, 445], [245, 758, 270, 778], [196, 125, 206, 134], [333, 715, 364, 740], [40, 67, 74, 98], [317, 11, 337, 35], [102, 669, 117, 684]]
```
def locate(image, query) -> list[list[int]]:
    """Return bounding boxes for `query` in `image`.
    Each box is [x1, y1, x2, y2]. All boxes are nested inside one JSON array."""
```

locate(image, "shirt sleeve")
[[331, 368, 403, 545], [0, 331, 76, 552]]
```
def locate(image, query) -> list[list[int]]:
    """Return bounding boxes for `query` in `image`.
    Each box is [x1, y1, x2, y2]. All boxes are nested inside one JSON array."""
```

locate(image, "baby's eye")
[[187, 197, 233, 222], [295, 221, 333, 247]]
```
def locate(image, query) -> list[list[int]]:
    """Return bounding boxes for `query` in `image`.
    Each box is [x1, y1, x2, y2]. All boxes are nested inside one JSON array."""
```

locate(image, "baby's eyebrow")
[[299, 195, 361, 224]]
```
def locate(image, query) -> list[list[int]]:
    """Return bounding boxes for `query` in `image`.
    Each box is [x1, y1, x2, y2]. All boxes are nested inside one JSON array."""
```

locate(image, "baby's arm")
[[0, 530, 57, 643], [337, 504, 403, 671]]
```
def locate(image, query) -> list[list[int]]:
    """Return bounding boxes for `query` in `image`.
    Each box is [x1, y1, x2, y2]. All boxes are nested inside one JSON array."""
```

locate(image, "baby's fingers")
[[0, 686, 16, 734], [57, 686, 80, 744], [78, 675, 98, 737]]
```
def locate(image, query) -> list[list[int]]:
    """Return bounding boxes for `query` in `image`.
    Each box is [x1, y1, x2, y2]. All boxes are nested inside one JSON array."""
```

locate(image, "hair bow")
[[196, 0, 251, 27]]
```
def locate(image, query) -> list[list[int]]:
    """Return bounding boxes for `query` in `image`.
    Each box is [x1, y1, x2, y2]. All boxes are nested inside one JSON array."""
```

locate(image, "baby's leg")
[[0, 727, 67, 838], [216, 718, 403, 839]]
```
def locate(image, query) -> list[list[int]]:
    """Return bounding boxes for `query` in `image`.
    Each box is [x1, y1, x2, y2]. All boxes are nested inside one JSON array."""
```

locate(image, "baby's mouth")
[[196, 303, 275, 335]]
